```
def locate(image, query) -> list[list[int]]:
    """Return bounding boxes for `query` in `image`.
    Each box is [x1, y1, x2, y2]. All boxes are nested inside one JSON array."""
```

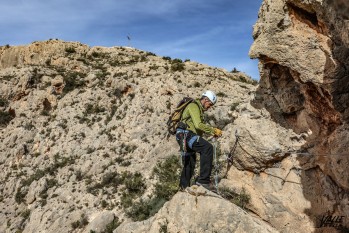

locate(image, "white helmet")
[[202, 90, 217, 105]]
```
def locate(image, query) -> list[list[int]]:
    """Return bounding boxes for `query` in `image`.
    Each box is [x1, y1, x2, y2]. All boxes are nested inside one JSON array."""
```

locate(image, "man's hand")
[[213, 128, 222, 137]]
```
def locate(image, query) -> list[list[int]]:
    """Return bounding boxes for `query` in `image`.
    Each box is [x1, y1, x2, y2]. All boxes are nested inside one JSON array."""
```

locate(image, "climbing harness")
[[176, 128, 199, 157]]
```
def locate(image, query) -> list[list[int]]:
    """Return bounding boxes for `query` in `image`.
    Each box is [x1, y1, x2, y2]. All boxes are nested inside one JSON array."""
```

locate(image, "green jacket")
[[181, 99, 215, 136]]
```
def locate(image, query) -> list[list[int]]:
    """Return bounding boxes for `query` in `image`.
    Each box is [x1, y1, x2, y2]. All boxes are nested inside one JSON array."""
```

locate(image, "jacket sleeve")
[[187, 103, 215, 135]]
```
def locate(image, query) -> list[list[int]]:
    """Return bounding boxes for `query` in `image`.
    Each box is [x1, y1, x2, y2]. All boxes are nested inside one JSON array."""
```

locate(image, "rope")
[[208, 129, 347, 196], [229, 131, 349, 157], [227, 130, 240, 164], [219, 130, 349, 183], [222, 130, 240, 179], [212, 137, 219, 193]]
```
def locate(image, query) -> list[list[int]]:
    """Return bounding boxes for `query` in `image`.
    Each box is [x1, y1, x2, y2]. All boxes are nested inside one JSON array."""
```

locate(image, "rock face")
[[115, 186, 278, 233], [250, 0, 349, 232]]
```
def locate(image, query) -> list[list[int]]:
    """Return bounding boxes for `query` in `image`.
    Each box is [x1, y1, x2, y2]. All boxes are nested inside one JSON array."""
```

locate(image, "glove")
[[213, 128, 222, 137]]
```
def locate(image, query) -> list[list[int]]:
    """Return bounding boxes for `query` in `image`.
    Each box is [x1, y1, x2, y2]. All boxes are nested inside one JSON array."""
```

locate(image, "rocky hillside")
[[0, 40, 277, 233]]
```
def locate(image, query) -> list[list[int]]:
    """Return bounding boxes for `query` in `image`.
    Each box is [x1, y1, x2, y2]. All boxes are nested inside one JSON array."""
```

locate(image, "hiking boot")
[[195, 182, 217, 192], [179, 186, 188, 192]]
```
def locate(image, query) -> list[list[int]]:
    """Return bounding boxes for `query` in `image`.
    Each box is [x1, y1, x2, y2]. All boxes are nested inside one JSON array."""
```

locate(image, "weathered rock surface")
[[1, 2, 348, 229], [250, 0, 349, 232], [86, 211, 116, 233], [115, 186, 278, 233], [2, 40, 284, 233]]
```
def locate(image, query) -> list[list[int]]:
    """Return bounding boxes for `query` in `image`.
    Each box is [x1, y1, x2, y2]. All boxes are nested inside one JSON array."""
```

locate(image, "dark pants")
[[177, 133, 213, 189]]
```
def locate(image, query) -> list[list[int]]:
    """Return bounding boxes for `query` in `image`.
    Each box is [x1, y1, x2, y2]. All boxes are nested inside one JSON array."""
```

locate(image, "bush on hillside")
[[65, 47, 76, 53], [63, 71, 86, 94], [0, 96, 8, 107], [0, 111, 14, 127], [124, 155, 181, 221], [219, 186, 250, 209], [171, 59, 185, 72]]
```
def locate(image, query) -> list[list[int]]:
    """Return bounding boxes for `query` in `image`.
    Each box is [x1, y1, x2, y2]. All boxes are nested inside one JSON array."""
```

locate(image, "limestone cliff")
[[250, 0, 349, 232]]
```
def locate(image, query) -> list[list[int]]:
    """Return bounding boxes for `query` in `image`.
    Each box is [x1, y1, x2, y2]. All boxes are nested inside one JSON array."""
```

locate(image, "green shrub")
[[3, 75, 15, 81], [27, 68, 43, 88], [101, 171, 122, 187], [84, 103, 106, 115], [123, 172, 146, 195], [71, 214, 88, 229], [24, 122, 34, 130], [101, 200, 108, 208], [63, 71, 86, 94], [46, 178, 58, 189], [120, 192, 134, 208], [237, 75, 259, 86], [193, 82, 201, 88], [0, 96, 8, 107], [104, 105, 118, 124], [140, 55, 147, 62], [75, 170, 83, 181], [230, 103, 239, 111], [53, 154, 76, 170], [20, 209, 31, 219], [45, 59, 51, 66], [112, 88, 123, 99], [114, 157, 124, 164], [146, 52, 156, 56], [119, 171, 146, 210], [15, 154, 77, 203], [76, 58, 89, 65], [0, 111, 14, 126], [162, 56, 172, 61], [101, 217, 122, 233], [40, 110, 50, 116], [153, 155, 181, 200], [217, 92, 227, 97], [219, 186, 250, 209], [92, 51, 100, 57], [65, 47, 76, 53], [231, 67, 239, 73], [119, 143, 137, 155], [87, 171, 122, 196], [159, 220, 169, 233], [125, 155, 181, 221], [171, 59, 185, 72], [15, 188, 28, 204], [172, 58, 182, 63], [86, 147, 95, 154], [126, 197, 166, 221], [120, 160, 131, 167], [22, 169, 46, 186]]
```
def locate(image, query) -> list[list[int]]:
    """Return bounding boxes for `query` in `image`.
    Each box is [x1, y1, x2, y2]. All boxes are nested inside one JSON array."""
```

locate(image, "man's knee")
[[204, 141, 213, 154], [208, 143, 213, 151]]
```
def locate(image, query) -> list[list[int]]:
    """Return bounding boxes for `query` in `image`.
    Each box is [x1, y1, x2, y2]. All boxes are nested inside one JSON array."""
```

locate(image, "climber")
[[176, 90, 223, 191]]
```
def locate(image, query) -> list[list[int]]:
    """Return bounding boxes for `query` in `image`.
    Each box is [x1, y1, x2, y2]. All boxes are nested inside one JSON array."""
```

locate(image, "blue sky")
[[1, 0, 262, 80]]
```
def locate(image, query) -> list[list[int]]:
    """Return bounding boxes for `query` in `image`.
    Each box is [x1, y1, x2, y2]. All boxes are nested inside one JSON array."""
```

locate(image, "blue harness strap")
[[176, 129, 199, 150], [187, 135, 199, 149]]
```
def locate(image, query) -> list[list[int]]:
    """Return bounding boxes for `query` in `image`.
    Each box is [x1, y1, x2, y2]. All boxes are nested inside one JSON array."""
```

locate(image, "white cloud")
[[1, 0, 202, 25]]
